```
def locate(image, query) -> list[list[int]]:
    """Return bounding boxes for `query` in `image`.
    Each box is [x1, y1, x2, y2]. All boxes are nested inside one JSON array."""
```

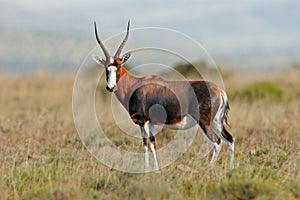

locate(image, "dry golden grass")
[[0, 70, 299, 199]]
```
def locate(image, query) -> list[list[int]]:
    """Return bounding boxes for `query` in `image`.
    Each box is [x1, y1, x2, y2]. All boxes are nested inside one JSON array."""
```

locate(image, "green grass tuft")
[[230, 81, 284, 102]]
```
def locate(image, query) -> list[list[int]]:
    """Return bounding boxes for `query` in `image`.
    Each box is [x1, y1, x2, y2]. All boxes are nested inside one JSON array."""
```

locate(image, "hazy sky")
[[2, 0, 299, 35], [0, 0, 299, 72]]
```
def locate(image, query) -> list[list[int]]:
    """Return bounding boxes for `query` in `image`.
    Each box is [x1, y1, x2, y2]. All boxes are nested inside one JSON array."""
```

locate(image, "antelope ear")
[[121, 52, 131, 64], [92, 54, 106, 66]]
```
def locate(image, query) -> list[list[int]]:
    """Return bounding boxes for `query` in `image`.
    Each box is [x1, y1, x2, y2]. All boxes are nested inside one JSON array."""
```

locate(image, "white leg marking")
[[140, 126, 149, 170], [145, 121, 159, 171], [225, 139, 234, 170], [149, 142, 159, 170], [209, 142, 222, 168], [143, 143, 149, 170], [208, 117, 223, 168], [229, 142, 234, 170]]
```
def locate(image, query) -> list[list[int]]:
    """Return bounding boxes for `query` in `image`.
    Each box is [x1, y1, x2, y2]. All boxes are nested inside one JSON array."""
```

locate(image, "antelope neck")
[[114, 66, 138, 107]]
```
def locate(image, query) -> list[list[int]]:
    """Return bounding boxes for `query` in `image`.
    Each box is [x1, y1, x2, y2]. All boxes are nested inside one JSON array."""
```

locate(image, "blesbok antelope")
[[92, 21, 235, 171]]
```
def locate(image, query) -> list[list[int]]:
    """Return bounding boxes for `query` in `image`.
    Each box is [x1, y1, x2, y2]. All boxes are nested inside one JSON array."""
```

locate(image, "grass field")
[[0, 69, 299, 199]]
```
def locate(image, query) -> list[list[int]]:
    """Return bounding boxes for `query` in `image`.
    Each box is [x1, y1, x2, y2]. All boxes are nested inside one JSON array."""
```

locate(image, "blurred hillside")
[[0, 28, 93, 74], [0, 1, 299, 74], [0, 27, 299, 74]]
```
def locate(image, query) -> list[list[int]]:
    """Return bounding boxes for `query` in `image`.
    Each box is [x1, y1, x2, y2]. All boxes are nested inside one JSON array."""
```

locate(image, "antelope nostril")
[[106, 85, 114, 92]]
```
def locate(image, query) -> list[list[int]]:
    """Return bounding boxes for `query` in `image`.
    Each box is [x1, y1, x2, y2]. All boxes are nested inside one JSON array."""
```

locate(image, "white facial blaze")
[[107, 66, 117, 89]]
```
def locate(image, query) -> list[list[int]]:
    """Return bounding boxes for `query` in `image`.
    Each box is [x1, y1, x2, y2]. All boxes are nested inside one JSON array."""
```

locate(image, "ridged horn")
[[94, 21, 110, 60], [114, 20, 130, 58]]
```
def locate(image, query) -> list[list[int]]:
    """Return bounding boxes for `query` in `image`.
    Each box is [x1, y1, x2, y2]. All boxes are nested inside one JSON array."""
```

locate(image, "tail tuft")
[[222, 126, 234, 143], [224, 101, 230, 126], [221, 91, 230, 126], [220, 91, 234, 143]]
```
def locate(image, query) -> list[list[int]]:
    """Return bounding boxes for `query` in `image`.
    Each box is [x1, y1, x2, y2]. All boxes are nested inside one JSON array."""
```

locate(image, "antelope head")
[[93, 20, 131, 92]]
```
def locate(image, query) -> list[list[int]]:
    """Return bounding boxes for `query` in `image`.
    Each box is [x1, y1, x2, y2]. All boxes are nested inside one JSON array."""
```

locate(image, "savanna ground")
[[0, 67, 299, 199]]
